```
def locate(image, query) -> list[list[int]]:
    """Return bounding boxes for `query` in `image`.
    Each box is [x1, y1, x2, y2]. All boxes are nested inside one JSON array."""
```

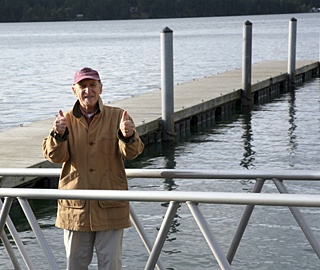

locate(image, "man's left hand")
[[120, 111, 135, 138]]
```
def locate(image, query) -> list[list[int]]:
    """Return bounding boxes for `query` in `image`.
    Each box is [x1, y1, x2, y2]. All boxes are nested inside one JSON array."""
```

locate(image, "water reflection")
[[287, 90, 298, 167], [240, 109, 256, 169], [128, 141, 183, 261], [158, 142, 182, 260], [161, 141, 178, 191]]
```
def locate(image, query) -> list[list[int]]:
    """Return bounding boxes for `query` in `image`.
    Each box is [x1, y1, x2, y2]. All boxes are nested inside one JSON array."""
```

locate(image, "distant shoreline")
[[0, 11, 317, 24], [0, 0, 318, 23]]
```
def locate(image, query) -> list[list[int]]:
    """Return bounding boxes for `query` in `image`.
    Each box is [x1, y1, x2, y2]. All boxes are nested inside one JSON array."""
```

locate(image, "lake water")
[[1, 13, 320, 269], [0, 12, 319, 130]]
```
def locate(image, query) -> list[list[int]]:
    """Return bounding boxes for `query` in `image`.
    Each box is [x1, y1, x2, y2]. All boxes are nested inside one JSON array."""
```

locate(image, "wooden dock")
[[0, 60, 319, 187]]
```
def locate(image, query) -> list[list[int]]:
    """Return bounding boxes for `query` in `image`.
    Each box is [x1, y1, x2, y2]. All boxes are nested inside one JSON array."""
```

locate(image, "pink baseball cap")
[[73, 67, 100, 84]]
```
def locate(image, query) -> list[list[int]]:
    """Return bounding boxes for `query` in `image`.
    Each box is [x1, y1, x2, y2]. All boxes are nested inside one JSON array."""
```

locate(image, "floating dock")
[[0, 60, 319, 187]]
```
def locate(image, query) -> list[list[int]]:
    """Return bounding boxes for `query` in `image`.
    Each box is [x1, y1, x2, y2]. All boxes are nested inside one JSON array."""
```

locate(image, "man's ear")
[[72, 85, 77, 96]]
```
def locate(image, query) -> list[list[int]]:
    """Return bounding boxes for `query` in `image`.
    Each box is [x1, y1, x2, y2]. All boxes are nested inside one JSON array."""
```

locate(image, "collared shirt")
[[79, 105, 99, 125]]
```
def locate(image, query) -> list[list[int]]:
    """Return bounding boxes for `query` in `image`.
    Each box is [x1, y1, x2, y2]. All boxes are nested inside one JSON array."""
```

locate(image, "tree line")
[[1, 0, 319, 22]]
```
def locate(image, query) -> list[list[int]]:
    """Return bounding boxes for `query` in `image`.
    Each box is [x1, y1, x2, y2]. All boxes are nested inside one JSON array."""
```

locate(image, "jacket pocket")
[[100, 133, 117, 156], [58, 170, 85, 209], [98, 171, 128, 208], [58, 198, 86, 209], [98, 200, 128, 208], [59, 170, 79, 189]]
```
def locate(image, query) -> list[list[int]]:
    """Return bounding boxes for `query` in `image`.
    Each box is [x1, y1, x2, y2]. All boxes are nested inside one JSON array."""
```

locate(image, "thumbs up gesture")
[[120, 111, 135, 138], [54, 110, 67, 136]]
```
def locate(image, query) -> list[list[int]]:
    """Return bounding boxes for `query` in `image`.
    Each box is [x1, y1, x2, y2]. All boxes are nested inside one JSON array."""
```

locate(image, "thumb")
[[121, 110, 128, 122], [58, 110, 64, 117]]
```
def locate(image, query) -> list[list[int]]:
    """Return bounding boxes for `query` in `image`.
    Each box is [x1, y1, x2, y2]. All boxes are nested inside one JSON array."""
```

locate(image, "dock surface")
[[0, 60, 318, 173]]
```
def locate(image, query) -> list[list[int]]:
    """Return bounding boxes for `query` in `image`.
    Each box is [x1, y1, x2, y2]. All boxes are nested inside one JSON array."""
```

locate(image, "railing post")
[[18, 198, 59, 270], [288, 17, 297, 90], [0, 199, 36, 270], [187, 202, 232, 270], [0, 197, 22, 269], [130, 206, 165, 270], [161, 27, 175, 141], [0, 197, 13, 232], [1, 231, 22, 270], [227, 178, 265, 263], [273, 178, 320, 259], [242, 20, 253, 107], [145, 201, 179, 270]]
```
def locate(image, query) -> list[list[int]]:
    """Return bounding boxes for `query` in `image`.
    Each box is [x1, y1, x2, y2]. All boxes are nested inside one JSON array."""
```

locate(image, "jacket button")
[[89, 169, 94, 172]]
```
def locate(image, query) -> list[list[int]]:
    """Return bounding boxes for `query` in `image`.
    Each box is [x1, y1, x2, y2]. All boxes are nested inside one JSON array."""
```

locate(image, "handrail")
[[0, 188, 320, 207], [1, 168, 320, 270], [1, 167, 320, 179]]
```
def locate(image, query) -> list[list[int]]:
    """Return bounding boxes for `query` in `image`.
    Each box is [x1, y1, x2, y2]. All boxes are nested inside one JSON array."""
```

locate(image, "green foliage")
[[0, 0, 319, 22]]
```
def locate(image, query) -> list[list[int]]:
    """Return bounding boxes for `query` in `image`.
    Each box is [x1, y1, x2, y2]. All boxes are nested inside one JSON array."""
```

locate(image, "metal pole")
[[242, 20, 252, 107], [18, 198, 59, 270], [273, 178, 320, 258], [0, 199, 36, 269], [227, 178, 265, 263], [1, 231, 22, 270], [0, 197, 13, 232], [3, 168, 320, 181], [187, 202, 232, 270], [145, 201, 179, 270], [0, 189, 319, 207], [288, 17, 297, 90], [130, 206, 165, 270], [5, 215, 37, 269], [161, 27, 175, 141]]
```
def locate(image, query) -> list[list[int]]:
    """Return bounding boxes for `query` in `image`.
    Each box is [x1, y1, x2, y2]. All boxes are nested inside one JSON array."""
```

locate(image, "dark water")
[[1, 79, 320, 269]]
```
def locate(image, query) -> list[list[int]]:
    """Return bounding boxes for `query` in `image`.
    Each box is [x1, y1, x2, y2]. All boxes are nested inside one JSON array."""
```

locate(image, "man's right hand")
[[54, 110, 67, 135]]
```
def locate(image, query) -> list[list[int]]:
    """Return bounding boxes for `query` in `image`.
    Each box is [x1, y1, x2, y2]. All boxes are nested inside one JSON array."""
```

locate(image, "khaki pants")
[[64, 229, 123, 270]]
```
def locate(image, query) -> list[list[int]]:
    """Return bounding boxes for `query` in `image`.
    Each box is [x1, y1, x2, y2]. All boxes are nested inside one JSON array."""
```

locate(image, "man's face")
[[72, 79, 102, 112]]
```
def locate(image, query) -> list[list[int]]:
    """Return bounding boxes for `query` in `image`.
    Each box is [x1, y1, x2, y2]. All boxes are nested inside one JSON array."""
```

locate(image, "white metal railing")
[[1, 168, 320, 270]]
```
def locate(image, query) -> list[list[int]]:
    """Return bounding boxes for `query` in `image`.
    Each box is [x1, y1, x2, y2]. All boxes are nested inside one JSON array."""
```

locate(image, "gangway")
[[0, 168, 320, 269]]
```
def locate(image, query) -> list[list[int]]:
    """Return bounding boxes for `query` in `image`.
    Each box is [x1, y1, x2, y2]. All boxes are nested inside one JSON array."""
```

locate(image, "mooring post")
[[161, 27, 175, 141], [242, 20, 253, 107], [288, 17, 297, 90]]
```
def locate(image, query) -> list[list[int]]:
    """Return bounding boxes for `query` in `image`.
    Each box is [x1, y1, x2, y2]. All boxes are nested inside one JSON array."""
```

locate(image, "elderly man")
[[43, 67, 144, 270]]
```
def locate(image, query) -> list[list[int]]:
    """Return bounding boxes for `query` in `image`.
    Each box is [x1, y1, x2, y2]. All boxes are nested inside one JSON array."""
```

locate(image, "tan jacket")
[[42, 98, 144, 231]]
